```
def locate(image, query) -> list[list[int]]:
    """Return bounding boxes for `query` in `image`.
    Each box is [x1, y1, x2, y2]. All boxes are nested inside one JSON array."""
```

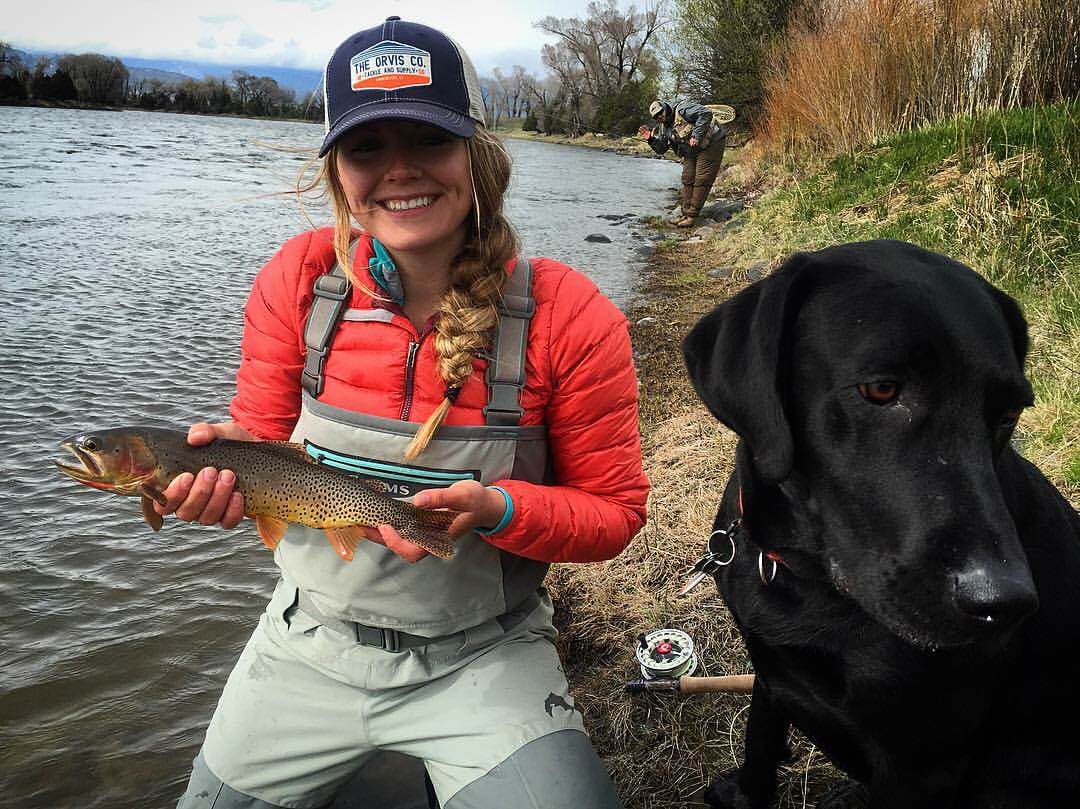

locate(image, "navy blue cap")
[[319, 17, 486, 157]]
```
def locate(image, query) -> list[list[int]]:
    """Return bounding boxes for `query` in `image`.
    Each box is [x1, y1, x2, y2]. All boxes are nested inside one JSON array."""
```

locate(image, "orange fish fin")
[[140, 495, 163, 532], [255, 516, 288, 551], [323, 526, 367, 562]]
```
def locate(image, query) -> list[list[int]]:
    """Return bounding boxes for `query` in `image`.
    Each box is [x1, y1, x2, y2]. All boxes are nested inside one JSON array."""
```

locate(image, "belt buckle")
[[381, 628, 401, 653]]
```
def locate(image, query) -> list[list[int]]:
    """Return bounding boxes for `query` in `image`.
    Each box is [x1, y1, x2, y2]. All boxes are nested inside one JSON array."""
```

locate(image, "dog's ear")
[[682, 254, 810, 485], [988, 286, 1029, 368]]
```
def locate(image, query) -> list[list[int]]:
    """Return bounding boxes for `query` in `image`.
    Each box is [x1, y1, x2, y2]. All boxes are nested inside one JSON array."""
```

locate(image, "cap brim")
[[319, 102, 477, 157]]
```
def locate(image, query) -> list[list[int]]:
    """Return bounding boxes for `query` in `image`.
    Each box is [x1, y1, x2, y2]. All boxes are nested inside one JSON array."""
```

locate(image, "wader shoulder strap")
[[484, 256, 535, 427], [301, 243, 355, 398]]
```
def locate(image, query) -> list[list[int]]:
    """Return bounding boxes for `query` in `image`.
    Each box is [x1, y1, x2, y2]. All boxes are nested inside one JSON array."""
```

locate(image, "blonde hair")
[[311, 125, 520, 459]]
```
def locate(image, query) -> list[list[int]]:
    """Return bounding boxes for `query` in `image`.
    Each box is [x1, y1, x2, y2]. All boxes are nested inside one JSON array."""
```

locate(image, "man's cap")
[[649, 100, 664, 118], [319, 17, 486, 157]]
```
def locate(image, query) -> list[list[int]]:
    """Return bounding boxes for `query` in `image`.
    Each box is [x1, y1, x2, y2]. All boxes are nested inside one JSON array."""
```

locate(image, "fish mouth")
[[54, 440, 103, 482]]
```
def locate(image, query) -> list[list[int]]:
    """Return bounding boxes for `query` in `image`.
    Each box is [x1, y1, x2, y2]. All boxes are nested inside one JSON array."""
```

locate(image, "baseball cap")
[[319, 17, 487, 157], [648, 100, 664, 119]]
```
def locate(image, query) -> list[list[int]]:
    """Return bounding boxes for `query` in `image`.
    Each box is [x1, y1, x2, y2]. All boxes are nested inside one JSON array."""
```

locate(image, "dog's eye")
[[858, 381, 900, 405], [1000, 408, 1023, 428]]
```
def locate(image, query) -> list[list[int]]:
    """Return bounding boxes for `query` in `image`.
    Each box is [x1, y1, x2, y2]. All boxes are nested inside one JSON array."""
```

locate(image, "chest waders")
[[672, 110, 726, 220], [284, 250, 549, 637], [176, 248, 625, 809]]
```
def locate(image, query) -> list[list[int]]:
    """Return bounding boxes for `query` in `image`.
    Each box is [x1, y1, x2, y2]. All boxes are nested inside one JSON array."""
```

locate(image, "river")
[[0, 106, 679, 808]]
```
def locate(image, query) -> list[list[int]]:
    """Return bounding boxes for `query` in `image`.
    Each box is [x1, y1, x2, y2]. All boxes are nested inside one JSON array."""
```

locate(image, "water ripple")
[[0, 106, 679, 807]]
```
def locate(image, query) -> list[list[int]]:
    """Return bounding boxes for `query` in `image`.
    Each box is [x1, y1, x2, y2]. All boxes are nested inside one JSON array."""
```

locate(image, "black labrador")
[[682, 240, 1080, 808]]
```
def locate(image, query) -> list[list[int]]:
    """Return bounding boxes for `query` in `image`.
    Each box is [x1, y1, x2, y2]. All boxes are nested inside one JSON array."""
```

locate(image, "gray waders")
[[177, 254, 623, 809]]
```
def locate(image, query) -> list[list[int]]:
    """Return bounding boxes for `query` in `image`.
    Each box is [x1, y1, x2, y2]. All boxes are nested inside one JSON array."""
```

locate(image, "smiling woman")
[[161, 14, 647, 809]]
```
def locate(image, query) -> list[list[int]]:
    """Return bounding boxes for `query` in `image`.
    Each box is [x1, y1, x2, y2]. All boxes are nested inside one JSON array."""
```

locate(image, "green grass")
[[729, 101, 1080, 486]]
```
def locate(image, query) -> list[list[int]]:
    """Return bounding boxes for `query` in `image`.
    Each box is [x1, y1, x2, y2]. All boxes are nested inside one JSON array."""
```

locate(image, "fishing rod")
[[624, 628, 756, 696]]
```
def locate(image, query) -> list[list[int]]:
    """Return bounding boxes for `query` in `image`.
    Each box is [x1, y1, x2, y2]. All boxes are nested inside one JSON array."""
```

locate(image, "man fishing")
[[638, 99, 727, 227]]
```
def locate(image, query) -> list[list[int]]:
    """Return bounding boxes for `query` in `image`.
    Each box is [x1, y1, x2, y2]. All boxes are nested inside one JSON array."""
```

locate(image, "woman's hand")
[[365, 481, 509, 564], [154, 421, 255, 529], [637, 125, 651, 138], [689, 136, 699, 147]]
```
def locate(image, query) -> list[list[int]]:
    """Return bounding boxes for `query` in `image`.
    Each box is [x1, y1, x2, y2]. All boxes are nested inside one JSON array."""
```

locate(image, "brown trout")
[[54, 427, 457, 559]]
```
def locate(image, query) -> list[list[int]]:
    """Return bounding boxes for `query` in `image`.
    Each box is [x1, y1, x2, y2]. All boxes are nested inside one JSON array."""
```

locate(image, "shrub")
[[592, 78, 659, 136]]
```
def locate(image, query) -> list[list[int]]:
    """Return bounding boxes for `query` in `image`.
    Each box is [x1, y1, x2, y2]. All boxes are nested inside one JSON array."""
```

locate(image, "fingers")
[[187, 421, 257, 445], [413, 482, 508, 538], [155, 472, 194, 516], [193, 469, 237, 526], [156, 467, 243, 529], [412, 480, 483, 511], [220, 490, 245, 530], [374, 525, 429, 563], [187, 423, 218, 446]]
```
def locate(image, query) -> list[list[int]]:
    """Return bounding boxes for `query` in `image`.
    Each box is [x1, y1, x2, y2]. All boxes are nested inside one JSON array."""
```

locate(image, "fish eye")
[[83, 437, 99, 451], [857, 381, 900, 405]]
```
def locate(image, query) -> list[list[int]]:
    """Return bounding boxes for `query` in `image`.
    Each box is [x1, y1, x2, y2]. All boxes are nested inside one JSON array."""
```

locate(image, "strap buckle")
[[314, 274, 350, 301], [380, 627, 401, 653], [301, 346, 330, 397], [482, 383, 525, 426], [353, 623, 403, 652]]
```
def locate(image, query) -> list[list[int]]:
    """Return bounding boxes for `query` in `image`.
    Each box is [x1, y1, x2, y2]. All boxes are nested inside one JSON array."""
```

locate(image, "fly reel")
[[635, 628, 698, 680]]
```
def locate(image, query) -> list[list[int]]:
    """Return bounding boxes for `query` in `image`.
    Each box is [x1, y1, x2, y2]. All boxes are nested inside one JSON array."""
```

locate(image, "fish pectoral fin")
[[255, 516, 288, 551], [140, 495, 163, 532], [323, 526, 368, 562], [140, 483, 168, 508]]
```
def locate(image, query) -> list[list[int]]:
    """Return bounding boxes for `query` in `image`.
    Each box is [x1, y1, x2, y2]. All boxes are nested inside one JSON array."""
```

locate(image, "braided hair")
[[319, 125, 519, 460]]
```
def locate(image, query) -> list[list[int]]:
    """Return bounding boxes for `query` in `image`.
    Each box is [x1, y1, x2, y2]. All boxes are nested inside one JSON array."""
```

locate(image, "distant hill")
[[7, 47, 323, 96]]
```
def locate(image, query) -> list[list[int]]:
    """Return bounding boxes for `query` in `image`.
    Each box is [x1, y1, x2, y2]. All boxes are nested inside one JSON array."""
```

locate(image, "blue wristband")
[[475, 486, 513, 536]]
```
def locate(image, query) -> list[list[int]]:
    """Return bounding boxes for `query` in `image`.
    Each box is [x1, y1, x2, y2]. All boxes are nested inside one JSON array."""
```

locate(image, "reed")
[[760, 0, 1079, 155]]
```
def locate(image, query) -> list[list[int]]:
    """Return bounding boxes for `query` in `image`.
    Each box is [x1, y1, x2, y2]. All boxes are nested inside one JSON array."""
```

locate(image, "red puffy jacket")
[[231, 229, 649, 563]]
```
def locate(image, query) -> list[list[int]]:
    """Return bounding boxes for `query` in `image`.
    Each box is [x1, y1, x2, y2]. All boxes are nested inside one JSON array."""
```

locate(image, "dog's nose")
[[954, 567, 1038, 626]]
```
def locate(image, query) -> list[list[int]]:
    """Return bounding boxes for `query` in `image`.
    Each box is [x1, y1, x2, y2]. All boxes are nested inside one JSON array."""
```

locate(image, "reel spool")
[[635, 628, 698, 680]]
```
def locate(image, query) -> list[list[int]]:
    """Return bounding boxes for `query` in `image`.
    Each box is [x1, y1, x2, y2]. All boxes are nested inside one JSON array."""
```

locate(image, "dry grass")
[[761, 0, 1079, 155]]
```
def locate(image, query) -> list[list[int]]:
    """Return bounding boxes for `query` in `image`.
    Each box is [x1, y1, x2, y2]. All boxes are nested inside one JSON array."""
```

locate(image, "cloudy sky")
[[6, 0, 591, 75]]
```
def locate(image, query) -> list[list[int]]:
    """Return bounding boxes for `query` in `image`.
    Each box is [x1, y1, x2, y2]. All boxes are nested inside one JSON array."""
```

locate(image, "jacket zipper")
[[400, 339, 422, 421]]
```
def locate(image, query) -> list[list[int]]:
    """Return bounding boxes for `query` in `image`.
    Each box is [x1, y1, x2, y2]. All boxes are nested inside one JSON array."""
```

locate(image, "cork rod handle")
[[679, 674, 756, 694]]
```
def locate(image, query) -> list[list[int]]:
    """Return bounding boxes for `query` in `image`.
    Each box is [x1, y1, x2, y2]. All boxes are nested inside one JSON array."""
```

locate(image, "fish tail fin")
[[399, 520, 456, 560], [415, 507, 455, 530]]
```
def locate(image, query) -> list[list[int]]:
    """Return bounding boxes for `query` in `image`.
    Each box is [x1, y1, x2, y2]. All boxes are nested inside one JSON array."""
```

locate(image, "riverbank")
[[2, 97, 320, 124], [549, 100, 1078, 808], [500, 124, 677, 160]]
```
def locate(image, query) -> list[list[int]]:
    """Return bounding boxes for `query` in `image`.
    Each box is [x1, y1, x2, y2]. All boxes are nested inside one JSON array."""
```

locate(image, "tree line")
[[6, 0, 1072, 144], [0, 44, 322, 121]]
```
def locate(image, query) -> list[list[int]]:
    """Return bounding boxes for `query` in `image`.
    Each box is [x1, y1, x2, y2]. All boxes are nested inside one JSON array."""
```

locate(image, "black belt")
[[293, 588, 542, 653]]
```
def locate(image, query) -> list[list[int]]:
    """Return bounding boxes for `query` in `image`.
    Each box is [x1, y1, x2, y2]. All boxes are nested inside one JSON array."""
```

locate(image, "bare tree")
[[232, 70, 254, 111], [536, 0, 667, 100]]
